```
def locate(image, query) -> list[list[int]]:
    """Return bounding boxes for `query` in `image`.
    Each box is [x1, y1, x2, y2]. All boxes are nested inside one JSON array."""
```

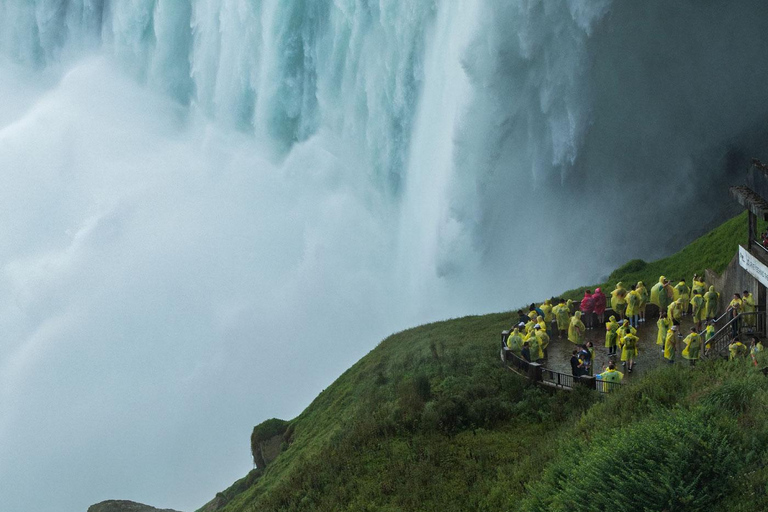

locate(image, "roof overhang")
[[730, 185, 768, 221]]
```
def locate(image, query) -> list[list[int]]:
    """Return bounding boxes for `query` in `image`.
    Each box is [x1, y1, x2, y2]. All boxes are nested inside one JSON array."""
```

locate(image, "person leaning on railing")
[[596, 362, 624, 392]]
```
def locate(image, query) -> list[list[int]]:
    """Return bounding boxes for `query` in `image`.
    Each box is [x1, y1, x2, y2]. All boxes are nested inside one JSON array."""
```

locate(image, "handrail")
[[500, 331, 620, 393], [703, 310, 766, 358]]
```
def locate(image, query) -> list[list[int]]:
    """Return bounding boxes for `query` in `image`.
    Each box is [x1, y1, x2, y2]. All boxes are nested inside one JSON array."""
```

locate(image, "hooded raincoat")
[[650, 276, 665, 307], [605, 316, 619, 348], [568, 311, 586, 344], [593, 288, 607, 315], [611, 283, 627, 313], [682, 333, 701, 360], [705, 286, 720, 319]]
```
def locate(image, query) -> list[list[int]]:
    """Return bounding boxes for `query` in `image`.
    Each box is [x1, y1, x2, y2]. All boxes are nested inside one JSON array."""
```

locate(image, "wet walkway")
[[542, 314, 699, 379]]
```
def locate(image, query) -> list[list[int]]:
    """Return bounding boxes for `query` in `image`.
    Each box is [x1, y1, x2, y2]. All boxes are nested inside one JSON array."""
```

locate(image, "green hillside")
[[201, 211, 768, 512]]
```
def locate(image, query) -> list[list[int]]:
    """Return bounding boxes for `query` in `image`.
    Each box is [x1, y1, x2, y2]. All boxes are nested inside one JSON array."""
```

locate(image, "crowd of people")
[[504, 273, 766, 385]]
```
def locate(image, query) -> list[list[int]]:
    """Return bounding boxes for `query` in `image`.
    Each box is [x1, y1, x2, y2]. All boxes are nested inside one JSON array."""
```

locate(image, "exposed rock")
[[87, 500, 182, 512]]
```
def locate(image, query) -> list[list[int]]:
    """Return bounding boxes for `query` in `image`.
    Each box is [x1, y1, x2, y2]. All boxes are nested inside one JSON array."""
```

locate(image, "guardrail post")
[[527, 362, 543, 383], [576, 375, 596, 390]]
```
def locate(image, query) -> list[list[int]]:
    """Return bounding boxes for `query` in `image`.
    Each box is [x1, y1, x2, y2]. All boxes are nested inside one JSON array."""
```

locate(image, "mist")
[[1, 1, 768, 511]]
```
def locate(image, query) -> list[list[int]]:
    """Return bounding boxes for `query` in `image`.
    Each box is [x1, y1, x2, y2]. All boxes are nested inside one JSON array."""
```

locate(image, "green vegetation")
[[200, 212, 767, 512], [562, 210, 747, 300]]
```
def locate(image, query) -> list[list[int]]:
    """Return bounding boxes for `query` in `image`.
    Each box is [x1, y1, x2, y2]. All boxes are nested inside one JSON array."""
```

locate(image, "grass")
[[198, 212, 768, 512]]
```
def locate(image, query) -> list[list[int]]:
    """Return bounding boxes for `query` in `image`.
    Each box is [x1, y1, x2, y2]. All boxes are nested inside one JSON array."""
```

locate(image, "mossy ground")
[[201, 211, 768, 512]]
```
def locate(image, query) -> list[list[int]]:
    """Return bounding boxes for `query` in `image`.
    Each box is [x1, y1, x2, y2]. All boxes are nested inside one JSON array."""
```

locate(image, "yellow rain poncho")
[[597, 368, 623, 392], [525, 331, 542, 361], [729, 341, 747, 360], [536, 328, 550, 353], [568, 311, 586, 344], [541, 300, 554, 324], [636, 281, 649, 310], [664, 328, 678, 361], [667, 299, 684, 323], [704, 324, 715, 350], [703, 286, 719, 319], [692, 278, 707, 296], [553, 302, 570, 331], [626, 289, 640, 317], [605, 316, 619, 348], [673, 281, 691, 312], [691, 293, 705, 323], [729, 297, 743, 318], [650, 276, 666, 307], [537, 316, 547, 332], [617, 320, 637, 340], [743, 292, 756, 327], [656, 315, 671, 346], [506, 328, 523, 353], [621, 333, 639, 362], [682, 332, 701, 360], [611, 282, 627, 313], [705, 286, 720, 319]]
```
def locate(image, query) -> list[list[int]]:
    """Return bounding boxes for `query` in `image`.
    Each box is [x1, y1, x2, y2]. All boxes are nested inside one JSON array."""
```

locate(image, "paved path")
[[542, 314, 699, 379]]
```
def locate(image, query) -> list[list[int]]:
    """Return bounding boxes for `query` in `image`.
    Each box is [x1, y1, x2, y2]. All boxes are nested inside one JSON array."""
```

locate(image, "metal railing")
[[703, 310, 767, 358], [500, 331, 620, 393]]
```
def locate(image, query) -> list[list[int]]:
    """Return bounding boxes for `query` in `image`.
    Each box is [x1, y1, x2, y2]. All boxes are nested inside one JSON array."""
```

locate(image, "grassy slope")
[[203, 211, 766, 512]]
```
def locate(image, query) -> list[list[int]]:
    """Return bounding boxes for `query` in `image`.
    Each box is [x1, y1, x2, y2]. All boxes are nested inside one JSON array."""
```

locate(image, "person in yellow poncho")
[[657, 314, 671, 355], [681, 327, 701, 366], [742, 290, 756, 330], [729, 338, 747, 360], [617, 319, 637, 339], [596, 363, 624, 393], [540, 299, 554, 336], [664, 325, 680, 363], [525, 329, 542, 362], [691, 274, 707, 296], [704, 286, 720, 321], [673, 279, 691, 315], [506, 327, 523, 354], [626, 284, 640, 328], [568, 310, 586, 344], [729, 293, 743, 338], [536, 315, 547, 333], [662, 279, 675, 313], [535, 324, 550, 357], [650, 276, 666, 308], [553, 299, 570, 338], [636, 281, 649, 323], [621, 331, 639, 373], [611, 282, 628, 320], [605, 315, 619, 356], [690, 290, 705, 331], [667, 298, 684, 325], [704, 320, 716, 352]]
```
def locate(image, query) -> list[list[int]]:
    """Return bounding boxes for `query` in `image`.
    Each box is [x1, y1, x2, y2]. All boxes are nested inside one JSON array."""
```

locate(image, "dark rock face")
[[87, 500, 183, 512]]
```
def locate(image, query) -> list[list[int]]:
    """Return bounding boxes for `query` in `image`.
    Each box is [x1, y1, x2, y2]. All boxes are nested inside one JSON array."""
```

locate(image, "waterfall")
[[2, 1, 768, 511]]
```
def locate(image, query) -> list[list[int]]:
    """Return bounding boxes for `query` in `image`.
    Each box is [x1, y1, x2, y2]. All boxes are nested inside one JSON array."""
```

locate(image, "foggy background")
[[1, 1, 767, 511]]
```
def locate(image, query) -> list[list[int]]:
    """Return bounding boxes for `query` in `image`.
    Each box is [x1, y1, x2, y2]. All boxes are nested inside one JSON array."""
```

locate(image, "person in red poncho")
[[580, 290, 595, 329], [592, 287, 607, 326]]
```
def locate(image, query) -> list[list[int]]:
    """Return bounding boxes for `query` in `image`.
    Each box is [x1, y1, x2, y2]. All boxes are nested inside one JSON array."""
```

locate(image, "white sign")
[[738, 245, 768, 288]]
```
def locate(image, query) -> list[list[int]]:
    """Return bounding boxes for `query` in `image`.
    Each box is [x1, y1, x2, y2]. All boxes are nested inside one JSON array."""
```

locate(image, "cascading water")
[[1, 1, 768, 511]]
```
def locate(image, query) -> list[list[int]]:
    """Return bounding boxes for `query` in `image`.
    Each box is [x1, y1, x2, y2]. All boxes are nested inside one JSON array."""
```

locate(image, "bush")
[[523, 408, 743, 512]]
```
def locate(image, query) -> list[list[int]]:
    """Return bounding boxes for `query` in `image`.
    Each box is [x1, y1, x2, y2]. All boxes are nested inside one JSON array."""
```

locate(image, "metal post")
[[527, 362, 543, 383]]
